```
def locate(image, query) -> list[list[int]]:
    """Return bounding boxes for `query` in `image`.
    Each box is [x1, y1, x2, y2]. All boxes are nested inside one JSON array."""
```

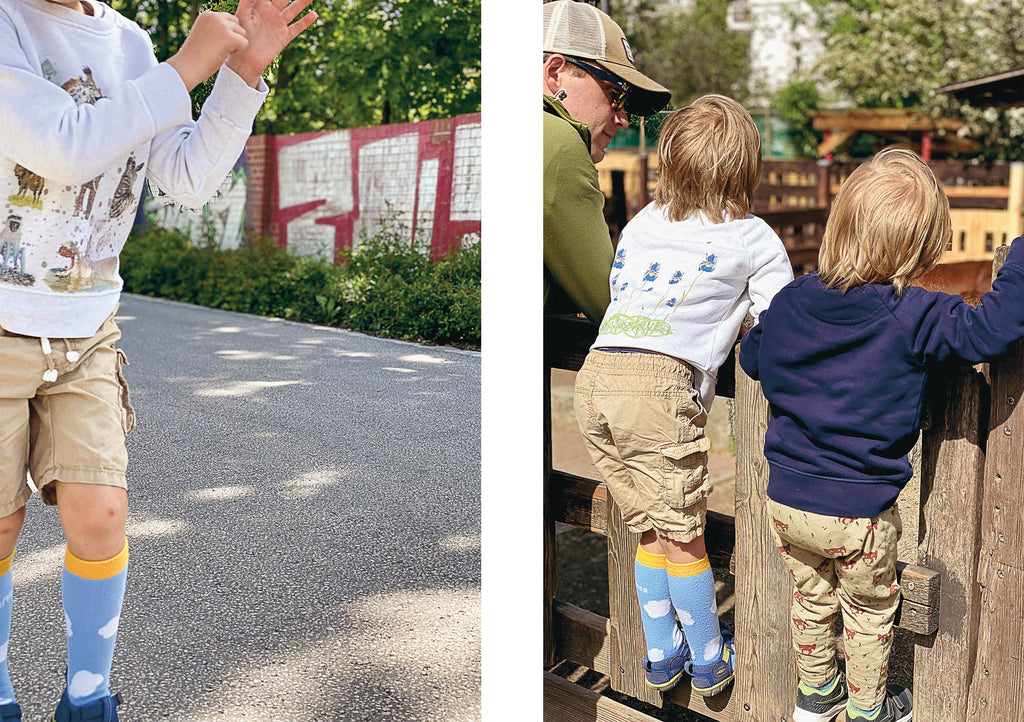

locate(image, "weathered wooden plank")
[[605, 499, 663, 707], [553, 600, 611, 674], [895, 562, 940, 609], [969, 245, 1024, 716], [544, 670, 658, 722], [545, 366, 558, 667], [913, 354, 987, 721], [549, 471, 609, 535], [732, 356, 798, 721], [894, 598, 939, 636]]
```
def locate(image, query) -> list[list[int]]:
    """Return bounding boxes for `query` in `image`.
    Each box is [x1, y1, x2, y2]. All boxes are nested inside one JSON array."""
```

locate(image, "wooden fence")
[[543, 246, 1024, 720], [597, 155, 1024, 273]]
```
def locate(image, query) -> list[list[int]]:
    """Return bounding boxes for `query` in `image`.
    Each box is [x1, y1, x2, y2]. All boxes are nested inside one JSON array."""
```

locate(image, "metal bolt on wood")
[[907, 581, 916, 591], [1008, 395, 1016, 405], [1005, 427, 1013, 436]]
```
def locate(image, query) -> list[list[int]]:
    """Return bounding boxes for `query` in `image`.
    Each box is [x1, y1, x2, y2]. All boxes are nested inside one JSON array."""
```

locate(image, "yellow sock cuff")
[[636, 546, 668, 569], [65, 541, 128, 580], [0, 548, 13, 577], [667, 555, 711, 578]]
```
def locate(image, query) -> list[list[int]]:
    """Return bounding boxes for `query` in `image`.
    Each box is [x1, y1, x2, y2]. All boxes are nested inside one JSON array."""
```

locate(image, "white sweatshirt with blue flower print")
[[0, 0, 267, 338], [592, 203, 793, 407]]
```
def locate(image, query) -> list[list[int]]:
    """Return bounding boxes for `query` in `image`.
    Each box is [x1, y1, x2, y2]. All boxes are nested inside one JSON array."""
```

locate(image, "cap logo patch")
[[621, 38, 635, 64]]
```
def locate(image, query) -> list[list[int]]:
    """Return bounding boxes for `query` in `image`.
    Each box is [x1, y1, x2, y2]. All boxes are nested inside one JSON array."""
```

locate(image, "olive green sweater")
[[543, 96, 613, 324]]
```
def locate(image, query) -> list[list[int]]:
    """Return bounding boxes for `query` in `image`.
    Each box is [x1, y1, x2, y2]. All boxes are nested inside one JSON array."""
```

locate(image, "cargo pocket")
[[114, 348, 136, 434], [659, 436, 711, 509]]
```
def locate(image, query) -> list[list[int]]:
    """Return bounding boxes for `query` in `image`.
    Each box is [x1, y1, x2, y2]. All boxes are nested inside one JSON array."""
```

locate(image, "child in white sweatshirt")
[[0, 1, 315, 720], [574, 94, 792, 697]]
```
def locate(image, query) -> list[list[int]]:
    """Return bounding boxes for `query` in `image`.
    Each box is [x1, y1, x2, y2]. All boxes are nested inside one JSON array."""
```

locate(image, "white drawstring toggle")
[[65, 351, 80, 363], [39, 336, 59, 383]]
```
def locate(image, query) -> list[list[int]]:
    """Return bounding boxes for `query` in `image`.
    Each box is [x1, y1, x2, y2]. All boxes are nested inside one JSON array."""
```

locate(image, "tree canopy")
[[611, 0, 750, 110], [783, 0, 1024, 161], [109, 0, 481, 134]]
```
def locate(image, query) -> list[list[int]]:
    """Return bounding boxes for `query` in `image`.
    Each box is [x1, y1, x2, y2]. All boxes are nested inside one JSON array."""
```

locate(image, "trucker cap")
[[542, 0, 671, 116]]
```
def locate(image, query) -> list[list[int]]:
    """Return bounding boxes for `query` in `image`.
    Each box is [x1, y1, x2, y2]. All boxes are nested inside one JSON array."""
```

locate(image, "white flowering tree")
[[780, 0, 1024, 160]]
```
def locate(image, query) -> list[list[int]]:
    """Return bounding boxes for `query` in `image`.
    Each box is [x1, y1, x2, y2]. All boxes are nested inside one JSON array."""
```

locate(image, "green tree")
[[110, 0, 481, 133], [784, 0, 1024, 160], [612, 0, 750, 108]]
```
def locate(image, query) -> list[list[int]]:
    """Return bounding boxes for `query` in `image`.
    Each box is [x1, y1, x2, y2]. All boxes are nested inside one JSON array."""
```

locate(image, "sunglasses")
[[564, 57, 629, 112]]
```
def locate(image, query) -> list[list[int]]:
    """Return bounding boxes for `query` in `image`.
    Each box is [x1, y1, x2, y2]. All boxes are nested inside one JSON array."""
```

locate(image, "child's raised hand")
[[226, 0, 319, 87], [167, 11, 249, 92]]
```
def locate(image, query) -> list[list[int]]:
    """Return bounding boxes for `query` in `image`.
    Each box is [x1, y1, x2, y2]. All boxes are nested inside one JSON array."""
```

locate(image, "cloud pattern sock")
[[666, 555, 722, 663], [62, 542, 128, 707], [0, 550, 15, 705], [634, 547, 684, 662]]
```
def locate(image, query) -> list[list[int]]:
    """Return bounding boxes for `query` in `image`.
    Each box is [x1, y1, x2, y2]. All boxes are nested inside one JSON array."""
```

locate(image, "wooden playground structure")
[[544, 220, 1024, 719]]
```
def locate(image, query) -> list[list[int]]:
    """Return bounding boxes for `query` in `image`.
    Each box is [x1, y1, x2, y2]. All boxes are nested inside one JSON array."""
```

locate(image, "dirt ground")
[[547, 369, 915, 720]]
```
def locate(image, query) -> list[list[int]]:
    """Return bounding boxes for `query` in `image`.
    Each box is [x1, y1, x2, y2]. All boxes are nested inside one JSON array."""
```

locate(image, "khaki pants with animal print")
[[767, 499, 902, 711]]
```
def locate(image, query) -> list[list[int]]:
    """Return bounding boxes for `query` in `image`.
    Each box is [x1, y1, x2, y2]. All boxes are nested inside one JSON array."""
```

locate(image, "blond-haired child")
[[740, 147, 1024, 722], [574, 94, 793, 695]]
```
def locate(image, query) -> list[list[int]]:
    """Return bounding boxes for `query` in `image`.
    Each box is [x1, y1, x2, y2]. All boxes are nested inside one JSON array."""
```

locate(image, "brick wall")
[[247, 112, 481, 261]]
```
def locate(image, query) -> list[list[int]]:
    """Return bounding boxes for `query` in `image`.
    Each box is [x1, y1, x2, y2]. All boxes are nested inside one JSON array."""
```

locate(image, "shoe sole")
[[645, 669, 684, 691], [691, 671, 734, 697], [793, 701, 846, 722]]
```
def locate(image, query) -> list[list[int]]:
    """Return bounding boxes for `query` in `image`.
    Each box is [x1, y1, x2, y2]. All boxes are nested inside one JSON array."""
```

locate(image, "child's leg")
[[835, 506, 902, 714], [0, 508, 25, 707], [54, 482, 128, 707], [767, 501, 843, 689], [634, 536, 685, 665], [653, 532, 723, 664]]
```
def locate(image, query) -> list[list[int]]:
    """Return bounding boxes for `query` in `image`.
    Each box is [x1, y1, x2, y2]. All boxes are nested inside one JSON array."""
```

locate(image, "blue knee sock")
[[666, 556, 722, 664], [62, 542, 128, 706], [0, 550, 15, 705], [634, 547, 684, 663]]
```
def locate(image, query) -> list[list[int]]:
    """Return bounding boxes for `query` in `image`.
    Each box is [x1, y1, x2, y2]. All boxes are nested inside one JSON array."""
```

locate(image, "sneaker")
[[842, 685, 912, 722], [642, 636, 691, 691], [685, 625, 735, 697], [0, 703, 20, 721], [794, 670, 847, 722], [52, 689, 121, 722]]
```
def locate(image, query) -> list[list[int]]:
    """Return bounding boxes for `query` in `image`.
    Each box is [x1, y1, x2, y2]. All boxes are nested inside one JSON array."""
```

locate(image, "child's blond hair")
[[654, 94, 762, 223], [818, 147, 951, 295]]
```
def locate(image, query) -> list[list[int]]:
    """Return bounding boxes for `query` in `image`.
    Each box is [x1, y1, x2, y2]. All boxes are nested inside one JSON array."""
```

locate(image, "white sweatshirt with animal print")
[[0, 0, 268, 338]]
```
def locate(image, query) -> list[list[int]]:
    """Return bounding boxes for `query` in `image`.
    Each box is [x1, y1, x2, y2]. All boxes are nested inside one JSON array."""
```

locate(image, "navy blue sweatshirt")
[[739, 237, 1024, 518]]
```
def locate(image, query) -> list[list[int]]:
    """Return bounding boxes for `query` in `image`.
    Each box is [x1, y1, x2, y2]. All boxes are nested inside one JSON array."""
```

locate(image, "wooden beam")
[[813, 109, 965, 132]]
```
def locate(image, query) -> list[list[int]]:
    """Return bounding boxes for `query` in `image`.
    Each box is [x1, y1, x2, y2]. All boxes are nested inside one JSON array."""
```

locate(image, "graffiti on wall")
[[145, 157, 250, 250], [271, 114, 481, 261]]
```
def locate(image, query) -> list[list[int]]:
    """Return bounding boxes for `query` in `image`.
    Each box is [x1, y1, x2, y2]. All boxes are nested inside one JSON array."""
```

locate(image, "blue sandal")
[[685, 625, 735, 697], [642, 634, 691, 690], [52, 689, 121, 722]]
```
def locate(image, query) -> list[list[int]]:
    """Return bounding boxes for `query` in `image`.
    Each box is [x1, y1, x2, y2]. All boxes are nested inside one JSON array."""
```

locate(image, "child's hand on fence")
[[227, 0, 318, 88], [167, 11, 249, 92]]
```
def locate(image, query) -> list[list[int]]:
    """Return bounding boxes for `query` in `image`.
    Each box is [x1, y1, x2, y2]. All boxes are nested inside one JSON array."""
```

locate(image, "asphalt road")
[[7, 294, 481, 721]]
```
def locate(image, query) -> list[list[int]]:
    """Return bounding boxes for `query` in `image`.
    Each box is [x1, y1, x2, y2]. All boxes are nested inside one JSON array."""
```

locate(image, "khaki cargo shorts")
[[574, 349, 711, 542], [0, 313, 134, 513]]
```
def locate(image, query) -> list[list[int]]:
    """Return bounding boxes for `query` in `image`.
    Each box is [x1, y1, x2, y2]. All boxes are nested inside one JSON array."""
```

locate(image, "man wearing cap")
[[542, 0, 670, 324]]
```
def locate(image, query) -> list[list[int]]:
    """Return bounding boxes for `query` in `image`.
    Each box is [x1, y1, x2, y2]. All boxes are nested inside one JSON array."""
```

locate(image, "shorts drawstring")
[[40, 337, 58, 382], [40, 337, 79, 383]]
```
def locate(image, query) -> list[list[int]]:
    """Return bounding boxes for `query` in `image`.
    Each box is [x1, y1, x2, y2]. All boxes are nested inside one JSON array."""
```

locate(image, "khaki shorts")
[[0, 314, 134, 512], [574, 349, 711, 542]]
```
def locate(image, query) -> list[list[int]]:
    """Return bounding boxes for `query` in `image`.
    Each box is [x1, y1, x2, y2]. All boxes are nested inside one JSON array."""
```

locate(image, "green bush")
[[120, 224, 481, 349]]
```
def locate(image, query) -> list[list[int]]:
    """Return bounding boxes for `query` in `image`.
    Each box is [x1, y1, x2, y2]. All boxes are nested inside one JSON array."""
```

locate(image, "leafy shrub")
[[120, 223, 481, 349]]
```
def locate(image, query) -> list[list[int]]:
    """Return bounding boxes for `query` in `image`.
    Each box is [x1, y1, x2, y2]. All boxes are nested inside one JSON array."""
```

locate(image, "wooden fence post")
[[1007, 162, 1024, 240], [968, 245, 1024, 717], [914, 363, 988, 720], [733, 354, 797, 721], [606, 500, 664, 707]]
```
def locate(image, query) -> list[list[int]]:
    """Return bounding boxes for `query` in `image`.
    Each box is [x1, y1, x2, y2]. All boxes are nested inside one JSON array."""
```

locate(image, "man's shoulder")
[[544, 110, 589, 157]]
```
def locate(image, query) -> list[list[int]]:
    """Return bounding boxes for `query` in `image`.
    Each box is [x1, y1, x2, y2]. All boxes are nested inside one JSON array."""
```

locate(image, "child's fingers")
[[286, 10, 318, 40], [281, 0, 316, 23], [234, 0, 256, 19]]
